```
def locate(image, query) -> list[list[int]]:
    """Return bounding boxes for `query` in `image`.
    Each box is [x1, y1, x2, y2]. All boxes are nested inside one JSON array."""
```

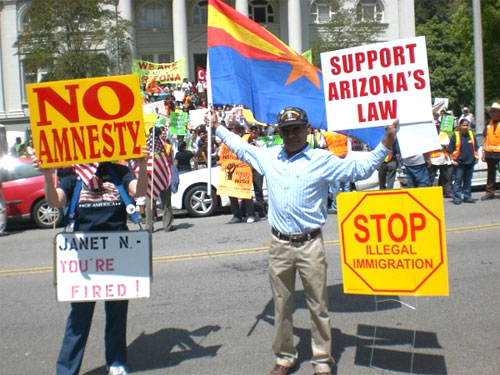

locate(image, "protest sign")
[[132, 58, 185, 85], [142, 101, 166, 115], [55, 231, 151, 302], [143, 113, 158, 135], [259, 135, 282, 148], [197, 66, 207, 83], [26, 75, 146, 168], [440, 115, 455, 132], [170, 112, 188, 135], [217, 144, 253, 199], [189, 108, 210, 127], [337, 187, 448, 296], [321, 37, 440, 158]]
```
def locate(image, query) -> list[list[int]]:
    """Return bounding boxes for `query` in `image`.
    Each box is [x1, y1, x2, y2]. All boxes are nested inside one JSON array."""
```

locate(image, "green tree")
[[416, 0, 500, 114], [452, 0, 500, 106], [309, 0, 386, 67], [15, 0, 134, 82]]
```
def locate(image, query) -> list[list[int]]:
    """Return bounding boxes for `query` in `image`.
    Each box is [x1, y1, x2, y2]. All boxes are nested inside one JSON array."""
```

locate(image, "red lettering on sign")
[[354, 215, 369, 242], [83, 81, 135, 120], [32, 85, 80, 126], [86, 125, 101, 159], [353, 212, 427, 243], [70, 126, 87, 160], [101, 123, 114, 158]]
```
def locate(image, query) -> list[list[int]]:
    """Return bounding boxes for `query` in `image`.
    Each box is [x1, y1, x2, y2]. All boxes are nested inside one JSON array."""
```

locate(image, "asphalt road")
[[0, 190, 499, 375]]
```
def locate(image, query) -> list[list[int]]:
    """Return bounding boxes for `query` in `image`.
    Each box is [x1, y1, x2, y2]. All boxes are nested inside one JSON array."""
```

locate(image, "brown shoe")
[[270, 364, 293, 375], [313, 372, 332, 375], [481, 194, 495, 201]]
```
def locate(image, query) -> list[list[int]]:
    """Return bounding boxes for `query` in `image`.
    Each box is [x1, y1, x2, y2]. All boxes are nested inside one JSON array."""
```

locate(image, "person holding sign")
[[35, 147, 149, 375], [209, 107, 397, 375]]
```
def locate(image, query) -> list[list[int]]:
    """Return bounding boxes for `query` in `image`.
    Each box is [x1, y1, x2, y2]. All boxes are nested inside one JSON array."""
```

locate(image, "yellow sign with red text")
[[27, 75, 146, 168], [337, 187, 448, 296], [217, 144, 253, 199]]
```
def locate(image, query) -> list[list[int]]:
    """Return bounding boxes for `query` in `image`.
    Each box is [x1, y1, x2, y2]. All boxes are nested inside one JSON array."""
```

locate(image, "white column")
[[172, 0, 190, 78], [0, 3, 24, 117], [0, 23, 5, 118], [398, 0, 415, 38], [287, 0, 302, 53], [235, 0, 249, 17], [118, 0, 136, 67]]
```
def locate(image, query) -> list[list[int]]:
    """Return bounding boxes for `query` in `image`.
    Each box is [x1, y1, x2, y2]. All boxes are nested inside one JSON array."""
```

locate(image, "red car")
[[0, 156, 63, 229]]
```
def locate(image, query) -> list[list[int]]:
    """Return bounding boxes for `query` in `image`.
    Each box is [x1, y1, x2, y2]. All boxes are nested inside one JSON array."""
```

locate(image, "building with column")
[[0, 0, 414, 130]]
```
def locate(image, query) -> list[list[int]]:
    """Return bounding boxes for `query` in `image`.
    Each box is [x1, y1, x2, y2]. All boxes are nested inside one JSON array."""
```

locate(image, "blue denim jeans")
[[452, 164, 474, 202], [406, 164, 430, 188], [56, 300, 128, 375], [329, 180, 350, 211]]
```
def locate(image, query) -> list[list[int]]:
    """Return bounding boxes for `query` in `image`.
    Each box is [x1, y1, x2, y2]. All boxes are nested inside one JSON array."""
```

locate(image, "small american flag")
[[132, 129, 171, 200], [74, 163, 101, 190]]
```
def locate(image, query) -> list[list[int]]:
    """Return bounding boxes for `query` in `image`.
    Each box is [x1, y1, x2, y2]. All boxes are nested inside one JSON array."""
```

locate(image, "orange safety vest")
[[161, 141, 173, 164], [484, 121, 500, 152], [324, 131, 348, 158], [451, 130, 478, 161], [429, 132, 450, 158]]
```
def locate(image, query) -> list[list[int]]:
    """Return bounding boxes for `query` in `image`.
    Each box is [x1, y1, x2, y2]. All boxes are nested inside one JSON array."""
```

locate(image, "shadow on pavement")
[[84, 325, 221, 375], [248, 283, 446, 374]]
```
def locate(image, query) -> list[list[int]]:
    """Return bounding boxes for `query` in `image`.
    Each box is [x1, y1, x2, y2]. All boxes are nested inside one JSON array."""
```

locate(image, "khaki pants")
[[268, 233, 333, 372]]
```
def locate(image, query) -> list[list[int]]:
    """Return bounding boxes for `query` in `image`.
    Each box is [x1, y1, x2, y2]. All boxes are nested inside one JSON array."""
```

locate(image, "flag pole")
[[149, 128, 155, 215], [206, 52, 213, 197]]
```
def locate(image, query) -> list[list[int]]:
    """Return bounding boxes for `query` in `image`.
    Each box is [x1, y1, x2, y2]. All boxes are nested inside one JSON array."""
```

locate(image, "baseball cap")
[[277, 107, 308, 128], [489, 102, 500, 110]]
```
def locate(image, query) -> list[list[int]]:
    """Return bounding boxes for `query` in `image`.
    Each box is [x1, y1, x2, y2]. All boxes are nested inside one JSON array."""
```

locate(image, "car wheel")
[[183, 185, 218, 217], [0, 200, 7, 235], [32, 199, 63, 229]]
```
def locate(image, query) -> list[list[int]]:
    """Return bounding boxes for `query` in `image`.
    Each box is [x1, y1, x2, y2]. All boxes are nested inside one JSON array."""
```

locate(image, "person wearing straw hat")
[[480, 102, 500, 200]]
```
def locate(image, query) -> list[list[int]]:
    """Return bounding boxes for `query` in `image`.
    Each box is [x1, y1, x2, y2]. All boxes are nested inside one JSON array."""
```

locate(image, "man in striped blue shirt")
[[211, 107, 398, 375]]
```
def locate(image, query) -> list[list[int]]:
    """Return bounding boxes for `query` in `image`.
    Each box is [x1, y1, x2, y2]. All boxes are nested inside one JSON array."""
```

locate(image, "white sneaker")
[[247, 216, 256, 223], [108, 366, 128, 375]]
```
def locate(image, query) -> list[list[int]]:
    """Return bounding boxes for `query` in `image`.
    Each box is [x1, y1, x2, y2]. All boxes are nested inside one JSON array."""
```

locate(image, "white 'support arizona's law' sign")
[[320, 36, 440, 158], [55, 231, 151, 302]]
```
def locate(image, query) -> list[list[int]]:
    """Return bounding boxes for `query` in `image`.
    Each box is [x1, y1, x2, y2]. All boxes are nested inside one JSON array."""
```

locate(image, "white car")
[[171, 150, 380, 217]]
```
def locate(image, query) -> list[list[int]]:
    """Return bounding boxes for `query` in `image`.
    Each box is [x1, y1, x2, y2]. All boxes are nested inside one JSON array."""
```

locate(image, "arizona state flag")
[[207, 0, 326, 129], [207, 0, 386, 147]]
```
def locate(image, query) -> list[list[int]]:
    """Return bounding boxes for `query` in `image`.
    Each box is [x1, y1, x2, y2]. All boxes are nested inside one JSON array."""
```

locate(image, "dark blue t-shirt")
[[447, 132, 478, 166], [59, 163, 135, 232]]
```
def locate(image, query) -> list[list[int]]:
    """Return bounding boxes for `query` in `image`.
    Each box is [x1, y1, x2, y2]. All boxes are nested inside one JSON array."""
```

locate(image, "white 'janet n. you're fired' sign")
[[320, 36, 440, 158], [55, 231, 151, 302]]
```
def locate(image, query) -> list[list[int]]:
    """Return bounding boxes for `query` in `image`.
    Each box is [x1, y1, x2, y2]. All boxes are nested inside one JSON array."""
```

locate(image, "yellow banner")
[[337, 187, 448, 296], [217, 144, 253, 199], [26, 75, 146, 168], [132, 58, 186, 85]]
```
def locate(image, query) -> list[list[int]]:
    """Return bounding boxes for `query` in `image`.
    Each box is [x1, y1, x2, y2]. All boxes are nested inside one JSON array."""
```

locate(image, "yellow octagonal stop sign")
[[337, 187, 448, 296]]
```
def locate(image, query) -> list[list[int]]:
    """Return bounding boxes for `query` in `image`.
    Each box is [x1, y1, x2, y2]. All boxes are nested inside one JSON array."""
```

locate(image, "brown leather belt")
[[271, 227, 321, 243]]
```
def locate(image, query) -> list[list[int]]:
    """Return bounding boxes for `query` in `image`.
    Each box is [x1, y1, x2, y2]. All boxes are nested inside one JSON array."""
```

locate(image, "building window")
[[192, 1, 208, 25], [158, 54, 171, 63], [138, 1, 170, 28], [140, 54, 171, 63], [249, 0, 275, 23], [356, 0, 384, 22], [310, 1, 332, 24], [141, 54, 154, 62]]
